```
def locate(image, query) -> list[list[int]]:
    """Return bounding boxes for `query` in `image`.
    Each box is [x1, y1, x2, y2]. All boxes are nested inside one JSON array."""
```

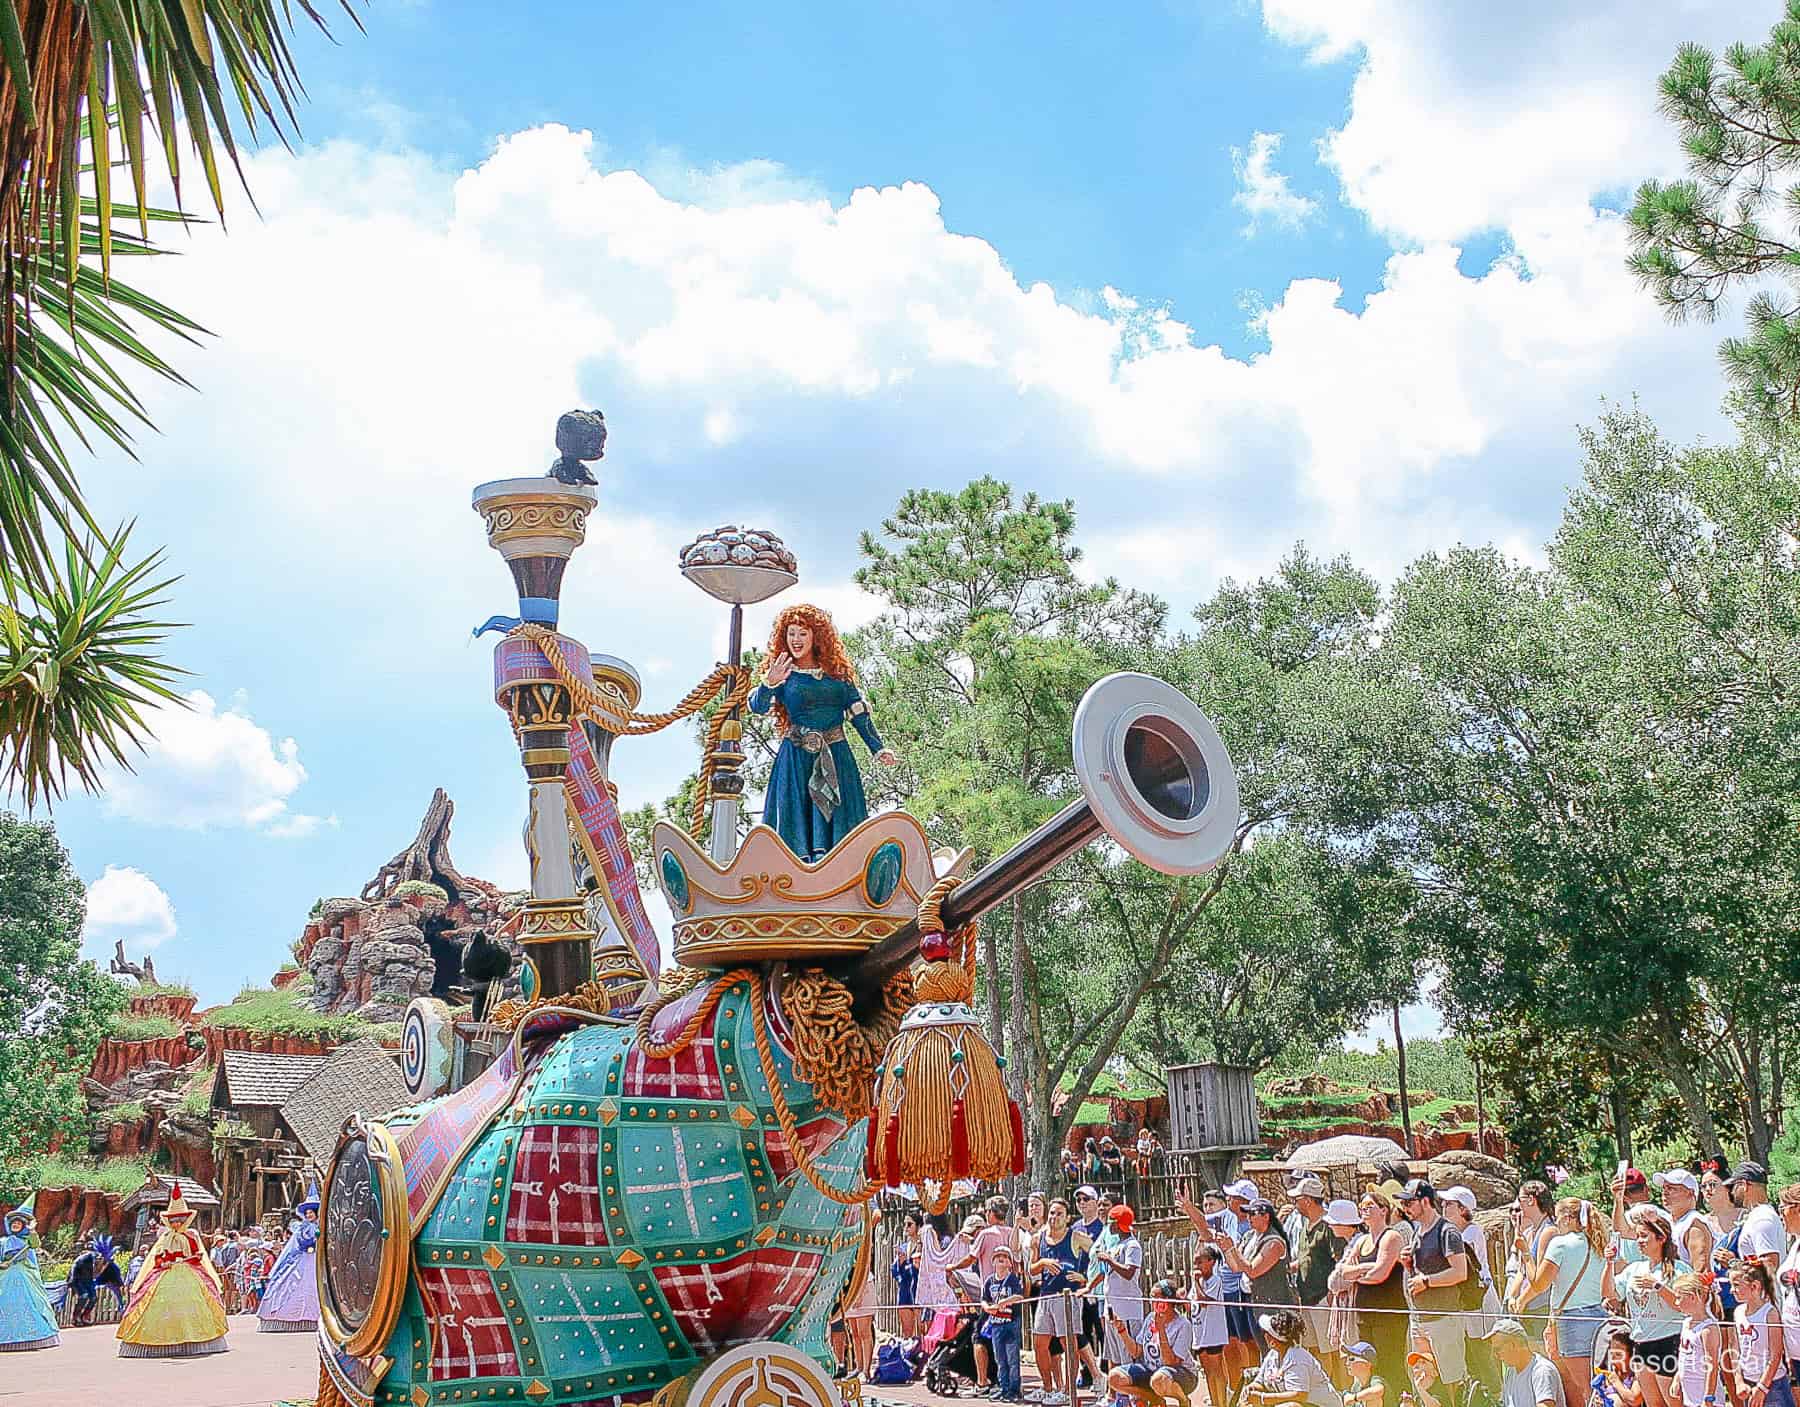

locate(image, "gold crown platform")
[[652, 812, 968, 967]]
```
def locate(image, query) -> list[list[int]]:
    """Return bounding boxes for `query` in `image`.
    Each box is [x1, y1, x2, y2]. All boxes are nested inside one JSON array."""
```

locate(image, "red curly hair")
[[763, 602, 856, 732]]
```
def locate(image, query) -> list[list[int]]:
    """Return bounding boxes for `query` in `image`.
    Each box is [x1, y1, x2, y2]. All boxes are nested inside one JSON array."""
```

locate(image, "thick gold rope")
[[634, 967, 754, 1058], [634, 965, 897, 1206], [748, 967, 879, 1207], [510, 622, 754, 833]]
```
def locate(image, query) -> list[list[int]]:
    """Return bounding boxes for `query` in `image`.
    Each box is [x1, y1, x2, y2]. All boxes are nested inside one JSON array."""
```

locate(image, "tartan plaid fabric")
[[417, 1267, 518, 1380], [651, 1248, 823, 1353], [505, 1124, 610, 1246], [762, 1112, 844, 1185], [737, 1248, 827, 1340], [491, 635, 592, 692], [566, 723, 660, 980], [621, 1030, 722, 1101]]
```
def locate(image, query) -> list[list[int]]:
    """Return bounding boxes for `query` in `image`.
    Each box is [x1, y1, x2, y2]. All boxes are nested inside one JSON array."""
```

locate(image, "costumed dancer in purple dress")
[[748, 603, 898, 861], [256, 1184, 320, 1332]]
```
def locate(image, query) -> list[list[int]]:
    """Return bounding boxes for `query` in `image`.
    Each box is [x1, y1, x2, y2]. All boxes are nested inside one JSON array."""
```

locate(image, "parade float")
[[312, 411, 1241, 1407]]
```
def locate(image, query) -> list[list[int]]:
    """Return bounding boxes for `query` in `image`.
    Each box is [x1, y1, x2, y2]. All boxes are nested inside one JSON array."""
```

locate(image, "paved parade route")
[[4, 1316, 317, 1407]]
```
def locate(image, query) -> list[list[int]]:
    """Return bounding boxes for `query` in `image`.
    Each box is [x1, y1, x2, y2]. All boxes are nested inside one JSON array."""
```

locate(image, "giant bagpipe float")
[[313, 412, 1241, 1407]]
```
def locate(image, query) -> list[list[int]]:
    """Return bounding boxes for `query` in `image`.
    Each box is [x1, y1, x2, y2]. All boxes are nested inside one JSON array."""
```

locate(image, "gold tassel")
[[867, 880, 1023, 1199]]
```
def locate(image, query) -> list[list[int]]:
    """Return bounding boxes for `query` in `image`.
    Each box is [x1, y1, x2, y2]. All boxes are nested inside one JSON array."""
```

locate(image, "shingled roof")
[[280, 1038, 410, 1170], [211, 1050, 328, 1109], [120, 1174, 220, 1215]]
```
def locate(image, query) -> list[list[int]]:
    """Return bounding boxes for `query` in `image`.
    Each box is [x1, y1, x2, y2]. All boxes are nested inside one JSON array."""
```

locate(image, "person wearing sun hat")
[[257, 1182, 321, 1332], [0, 1195, 59, 1352], [117, 1184, 230, 1357]]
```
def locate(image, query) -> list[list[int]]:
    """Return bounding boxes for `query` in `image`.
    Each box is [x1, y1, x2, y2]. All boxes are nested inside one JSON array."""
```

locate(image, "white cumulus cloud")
[[82, 865, 177, 961], [99, 690, 326, 835], [72, 114, 1730, 832], [1259, 0, 1747, 243], [1232, 131, 1319, 234]]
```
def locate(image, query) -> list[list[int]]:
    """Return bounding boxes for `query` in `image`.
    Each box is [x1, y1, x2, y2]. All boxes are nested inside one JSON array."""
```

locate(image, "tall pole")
[[708, 603, 745, 862], [1394, 1002, 1413, 1158], [1474, 1045, 1487, 1155]]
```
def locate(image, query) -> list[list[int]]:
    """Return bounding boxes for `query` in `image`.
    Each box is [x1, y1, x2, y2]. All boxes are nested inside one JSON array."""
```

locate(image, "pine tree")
[[1629, 3, 1800, 413]]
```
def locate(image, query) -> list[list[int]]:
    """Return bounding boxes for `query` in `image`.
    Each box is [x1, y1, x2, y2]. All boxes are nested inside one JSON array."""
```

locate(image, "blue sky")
[[46, 0, 1762, 1042]]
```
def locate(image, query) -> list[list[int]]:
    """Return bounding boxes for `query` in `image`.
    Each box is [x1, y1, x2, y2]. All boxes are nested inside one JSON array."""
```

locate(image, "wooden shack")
[[1164, 1062, 1261, 1191], [209, 1050, 327, 1225], [279, 1038, 410, 1176]]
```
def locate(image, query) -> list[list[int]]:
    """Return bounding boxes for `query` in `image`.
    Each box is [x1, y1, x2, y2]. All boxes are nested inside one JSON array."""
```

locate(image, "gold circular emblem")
[[688, 1342, 840, 1407], [318, 1115, 411, 1358]]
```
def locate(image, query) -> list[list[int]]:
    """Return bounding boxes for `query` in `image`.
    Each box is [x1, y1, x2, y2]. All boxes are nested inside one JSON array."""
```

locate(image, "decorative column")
[[472, 475, 600, 1002]]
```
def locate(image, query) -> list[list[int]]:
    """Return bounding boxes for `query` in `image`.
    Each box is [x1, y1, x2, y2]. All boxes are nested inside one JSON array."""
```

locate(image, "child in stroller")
[[925, 1273, 989, 1397]]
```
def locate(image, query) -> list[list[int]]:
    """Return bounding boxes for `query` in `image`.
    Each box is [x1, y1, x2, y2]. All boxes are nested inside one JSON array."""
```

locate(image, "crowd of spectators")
[[875, 1156, 1800, 1407]]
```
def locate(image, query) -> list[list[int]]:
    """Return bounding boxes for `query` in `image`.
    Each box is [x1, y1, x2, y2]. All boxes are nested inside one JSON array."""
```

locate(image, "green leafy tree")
[[0, 811, 123, 1174], [0, 0, 357, 804], [1121, 835, 1402, 1078], [1352, 411, 1800, 1164], [1628, 3, 1800, 412]]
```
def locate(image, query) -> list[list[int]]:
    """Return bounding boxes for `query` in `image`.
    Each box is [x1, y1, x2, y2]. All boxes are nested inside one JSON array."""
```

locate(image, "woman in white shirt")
[[1244, 1308, 1343, 1407], [1603, 1204, 1684, 1407], [1191, 1244, 1230, 1407]]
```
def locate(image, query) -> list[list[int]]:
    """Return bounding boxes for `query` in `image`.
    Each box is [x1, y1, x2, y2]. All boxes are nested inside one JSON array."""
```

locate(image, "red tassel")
[[1007, 1098, 1026, 1175], [951, 1098, 970, 1178], [864, 1106, 880, 1180], [883, 1108, 903, 1188]]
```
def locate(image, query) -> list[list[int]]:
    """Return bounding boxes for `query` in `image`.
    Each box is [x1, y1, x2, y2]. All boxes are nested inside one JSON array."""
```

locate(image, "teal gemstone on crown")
[[863, 840, 904, 906], [661, 849, 690, 910]]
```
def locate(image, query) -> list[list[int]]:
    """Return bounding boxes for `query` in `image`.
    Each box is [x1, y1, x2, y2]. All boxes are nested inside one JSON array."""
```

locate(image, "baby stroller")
[[923, 1307, 982, 1396]]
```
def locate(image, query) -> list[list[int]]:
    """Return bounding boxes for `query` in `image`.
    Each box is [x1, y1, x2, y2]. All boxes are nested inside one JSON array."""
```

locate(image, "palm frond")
[[0, 0, 356, 578], [0, 518, 185, 809]]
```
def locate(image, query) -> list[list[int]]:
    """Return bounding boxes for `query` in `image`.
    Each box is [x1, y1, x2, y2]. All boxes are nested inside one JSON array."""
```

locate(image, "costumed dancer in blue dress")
[[0, 1196, 60, 1352], [748, 603, 899, 861], [256, 1184, 320, 1332]]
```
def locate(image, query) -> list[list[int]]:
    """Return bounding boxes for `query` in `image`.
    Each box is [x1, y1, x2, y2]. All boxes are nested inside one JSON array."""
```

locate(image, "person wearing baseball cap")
[[1479, 1318, 1566, 1407], [1177, 1183, 1256, 1382], [1608, 1169, 1652, 1268], [1653, 1169, 1715, 1269], [1096, 1203, 1145, 1375], [1396, 1179, 1472, 1396], [1727, 1162, 1784, 1274], [1287, 1176, 1341, 1380], [1341, 1340, 1385, 1407], [1072, 1185, 1106, 1383]]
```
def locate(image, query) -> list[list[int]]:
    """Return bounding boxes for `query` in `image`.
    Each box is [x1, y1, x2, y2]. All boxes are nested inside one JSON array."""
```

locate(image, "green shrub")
[[181, 1067, 217, 1116], [134, 979, 195, 998], [99, 1100, 149, 1124], [393, 880, 448, 902], [106, 1013, 183, 1041], [202, 986, 363, 1039], [24, 1155, 152, 1196]]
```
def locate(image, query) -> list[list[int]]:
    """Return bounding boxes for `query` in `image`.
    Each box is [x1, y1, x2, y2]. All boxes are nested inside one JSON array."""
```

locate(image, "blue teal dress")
[[0, 1231, 59, 1352], [748, 670, 885, 861]]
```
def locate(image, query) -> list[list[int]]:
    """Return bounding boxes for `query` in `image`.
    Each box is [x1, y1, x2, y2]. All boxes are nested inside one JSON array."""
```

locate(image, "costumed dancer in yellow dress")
[[116, 1188, 229, 1357]]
